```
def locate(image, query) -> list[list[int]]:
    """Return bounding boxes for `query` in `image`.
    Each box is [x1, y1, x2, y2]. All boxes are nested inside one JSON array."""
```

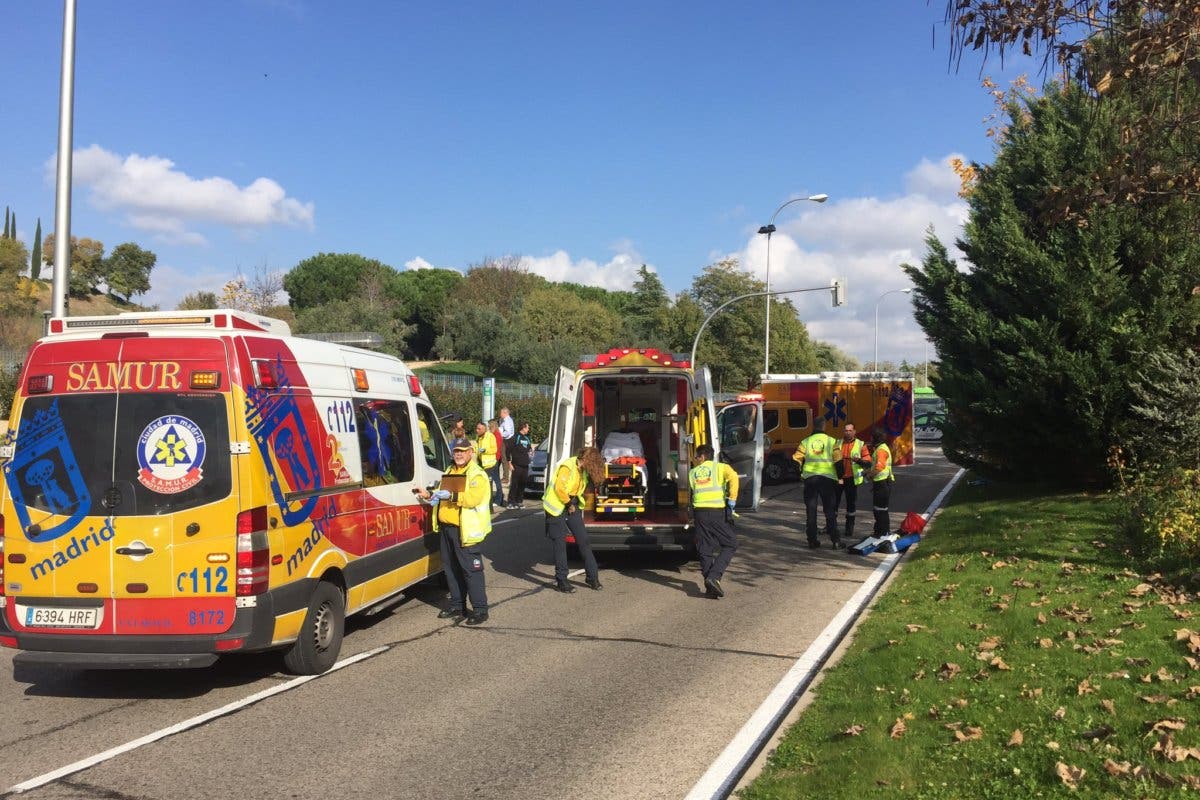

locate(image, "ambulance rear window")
[[9, 394, 232, 519]]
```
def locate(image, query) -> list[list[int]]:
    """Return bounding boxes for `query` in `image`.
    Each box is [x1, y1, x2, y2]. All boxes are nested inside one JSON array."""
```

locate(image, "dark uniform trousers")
[[439, 523, 488, 612], [693, 507, 737, 582], [546, 508, 598, 584], [834, 480, 859, 539], [872, 479, 893, 536], [803, 475, 839, 544]]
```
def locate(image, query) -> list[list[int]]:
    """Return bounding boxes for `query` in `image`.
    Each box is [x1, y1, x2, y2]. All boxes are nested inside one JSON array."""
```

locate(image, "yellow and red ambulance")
[[0, 310, 449, 676], [546, 347, 763, 551]]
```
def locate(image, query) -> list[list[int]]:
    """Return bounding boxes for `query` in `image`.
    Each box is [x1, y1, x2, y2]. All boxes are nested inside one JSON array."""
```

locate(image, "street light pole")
[[759, 193, 827, 375], [51, 0, 78, 319], [873, 288, 912, 372]]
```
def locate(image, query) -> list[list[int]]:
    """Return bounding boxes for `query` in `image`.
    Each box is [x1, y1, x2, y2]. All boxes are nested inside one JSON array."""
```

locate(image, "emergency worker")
[[416, 437, 491, 625], [475, 421, 501, 510], [544, 446, 607, 593], [834, 422, 873, 542], [870, 427, 895, 536], [689, 444, 739, 599], [792, 417, 842, 548]]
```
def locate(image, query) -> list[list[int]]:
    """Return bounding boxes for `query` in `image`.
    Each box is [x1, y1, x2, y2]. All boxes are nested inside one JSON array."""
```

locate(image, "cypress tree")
[[3, 207, 9, 239], [30, 219, 42, 281]]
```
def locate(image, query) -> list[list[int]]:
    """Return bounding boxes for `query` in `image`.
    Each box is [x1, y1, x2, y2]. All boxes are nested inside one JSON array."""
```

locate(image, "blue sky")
[[2, 1, 1031, 364]]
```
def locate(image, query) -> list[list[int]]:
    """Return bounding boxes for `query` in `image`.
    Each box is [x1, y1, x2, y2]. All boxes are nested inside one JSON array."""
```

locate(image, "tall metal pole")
[[759, 193, 827, 375], [691, 285, 831, 376], [51, 0, 78, 319]]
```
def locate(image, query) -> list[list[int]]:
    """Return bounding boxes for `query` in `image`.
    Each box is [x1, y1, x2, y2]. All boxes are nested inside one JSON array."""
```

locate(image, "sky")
[[1, 1, 1033, 366]]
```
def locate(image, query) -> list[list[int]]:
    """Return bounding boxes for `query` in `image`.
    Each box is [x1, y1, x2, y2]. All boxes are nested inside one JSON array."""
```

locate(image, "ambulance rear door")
[[716, 400, 763, 510], [686, 366, 719, 465], [546, 366, 578, 471]]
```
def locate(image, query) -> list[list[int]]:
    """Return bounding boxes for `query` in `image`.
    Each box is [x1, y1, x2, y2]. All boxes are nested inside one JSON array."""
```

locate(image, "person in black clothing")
[[506, 422, 534, 508]]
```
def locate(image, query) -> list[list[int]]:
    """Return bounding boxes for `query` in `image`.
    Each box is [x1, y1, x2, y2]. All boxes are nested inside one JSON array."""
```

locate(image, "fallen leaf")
[[954, 697, 969, 708], [1102, 759, 1132, 776], [979, 635, 1002, 650], [925, 572, 940, 582], [992, 602, 1010, 611], [1150, 718, 1187, 733], [1008, 729, 1024, 747], [954, 725, 984, 742], [904, 624, 925, 633], [991, 560, 1008, 570], [912, 669, 926, 680], [1077, 679, 1097, 695], [983, 585, 995, 596], [991, 657, 1012, 671], [1036, 612, 1048, 624], [1140, 694, 1171, 704], [1101, 699, 1115, 715], [1129, 583, 1153, 597], [1047, 740, 1061, 750], [1127, 657, 1151, 667], [1155, 666, 1177, 682], [1039, 638, 1055, 649], [1081, 724, 1114, 740], [842, 724, 865, 736], [1053, 707, 1067, 721], [1105, 670, 1129, 679], [1020, 687, 1044, 699], [890, 717, 907, 739], [1055, 762, 1085, 790], [939, 662, 961, 680]]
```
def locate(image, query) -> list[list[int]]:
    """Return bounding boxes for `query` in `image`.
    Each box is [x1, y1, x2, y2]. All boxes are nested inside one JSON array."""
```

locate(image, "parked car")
[[526, 438, 550, 497]]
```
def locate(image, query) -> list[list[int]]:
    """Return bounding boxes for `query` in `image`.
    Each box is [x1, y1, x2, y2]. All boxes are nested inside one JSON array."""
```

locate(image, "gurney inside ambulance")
[[596, 430, 648, 514]]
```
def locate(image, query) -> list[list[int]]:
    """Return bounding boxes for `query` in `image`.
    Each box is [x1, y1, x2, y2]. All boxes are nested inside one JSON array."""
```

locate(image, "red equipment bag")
[[899, 512, 927, 535]]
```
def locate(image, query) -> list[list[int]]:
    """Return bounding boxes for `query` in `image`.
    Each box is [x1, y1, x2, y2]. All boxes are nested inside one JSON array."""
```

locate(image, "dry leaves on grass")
[[939, 662, 961, 680], [1053, 706, 1067, 721], [1177, 628, 1200, 655], [890, 713, 914, 740], [1129, 583, 1154, 597], [842, 724, 865, 737], [1080, 724, 1115, 740], [1008, 729, 1024, 747], [1055, 761, 1086, 789], [1077, 678, 1097, 695], [1101, 699, 1116, 715], [1150, 734, 1200, 763], [1148, 718, 1187, 734], [1039, 638, 1055, 649], [991, 657, 1012, 671], [904, 624, 925, 633], [953, 725, 984, 742]]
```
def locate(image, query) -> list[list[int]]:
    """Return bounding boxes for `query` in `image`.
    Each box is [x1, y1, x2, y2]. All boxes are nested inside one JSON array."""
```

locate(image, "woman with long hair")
[[542, 445, 607, 592]]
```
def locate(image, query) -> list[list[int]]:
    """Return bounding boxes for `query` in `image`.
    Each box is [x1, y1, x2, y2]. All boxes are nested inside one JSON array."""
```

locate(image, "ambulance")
[[545, 347, 762, 551], [749, 372, 915, 483], [0, 310, 450, 677]]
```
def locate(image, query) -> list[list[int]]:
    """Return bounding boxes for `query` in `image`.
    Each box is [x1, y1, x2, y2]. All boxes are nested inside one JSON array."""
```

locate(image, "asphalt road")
[[0, 448, 961, 799]]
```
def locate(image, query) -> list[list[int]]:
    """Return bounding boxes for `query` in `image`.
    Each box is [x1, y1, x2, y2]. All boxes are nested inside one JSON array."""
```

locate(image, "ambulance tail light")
[[236, 507, 270, 596], [26, 375, 53, 394], [251, 359, 278, 389]]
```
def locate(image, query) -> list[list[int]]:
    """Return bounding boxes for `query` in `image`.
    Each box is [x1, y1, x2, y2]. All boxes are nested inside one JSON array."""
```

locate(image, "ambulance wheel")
[[763, 456, 788, 484], [283, 581, 345, 675]]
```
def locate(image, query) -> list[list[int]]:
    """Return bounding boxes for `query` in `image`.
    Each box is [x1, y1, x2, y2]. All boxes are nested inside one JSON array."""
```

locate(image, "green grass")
[[413, 360, 487, 378], [741, 481, 1200, 799]]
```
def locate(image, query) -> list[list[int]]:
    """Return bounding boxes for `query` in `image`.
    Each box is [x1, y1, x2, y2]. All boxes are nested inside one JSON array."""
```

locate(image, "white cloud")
[[139, 263, 231, 310], [404, 256, 441, 271], [734, 153, 969, 365], [518, 247, 650, 291], [52, 145, 314, 245]]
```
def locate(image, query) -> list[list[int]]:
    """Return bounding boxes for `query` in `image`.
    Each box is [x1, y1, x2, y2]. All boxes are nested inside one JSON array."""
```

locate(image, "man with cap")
[[416, 437, 492, 625], [792, 417, 842, 549]]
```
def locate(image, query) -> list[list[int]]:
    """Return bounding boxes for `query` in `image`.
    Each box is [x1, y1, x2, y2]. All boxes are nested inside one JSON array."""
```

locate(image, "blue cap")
[[450, 437, 474, 451]]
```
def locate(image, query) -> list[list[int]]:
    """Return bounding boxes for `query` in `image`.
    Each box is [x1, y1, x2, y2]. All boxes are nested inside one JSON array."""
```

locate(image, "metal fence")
[[0, 349, 26, 369], [418, 373, 553, 399]]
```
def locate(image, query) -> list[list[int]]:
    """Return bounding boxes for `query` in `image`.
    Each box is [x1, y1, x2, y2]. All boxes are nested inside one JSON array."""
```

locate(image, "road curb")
[[684, 466, 967, 800]]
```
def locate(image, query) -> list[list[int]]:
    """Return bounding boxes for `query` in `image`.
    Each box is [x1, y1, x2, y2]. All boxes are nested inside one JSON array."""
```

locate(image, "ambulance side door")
[[716, 400, 763, 510], [687, 366, 719, 465], [546, 366, 577, 472]]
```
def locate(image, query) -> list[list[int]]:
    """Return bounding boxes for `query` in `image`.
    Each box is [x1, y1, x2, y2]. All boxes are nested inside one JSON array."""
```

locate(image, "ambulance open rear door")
[[546, 365, 578, 473], [716, 399, 764, 510]]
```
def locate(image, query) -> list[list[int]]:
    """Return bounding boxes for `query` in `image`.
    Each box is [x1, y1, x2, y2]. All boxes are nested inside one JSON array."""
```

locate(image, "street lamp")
[[759, 193, 827, 374], [873, 288, 912, 372]]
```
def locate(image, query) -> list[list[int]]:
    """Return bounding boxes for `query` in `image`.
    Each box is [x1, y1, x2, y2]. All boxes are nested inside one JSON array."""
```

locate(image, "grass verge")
[[741, 480, 1199, 799]]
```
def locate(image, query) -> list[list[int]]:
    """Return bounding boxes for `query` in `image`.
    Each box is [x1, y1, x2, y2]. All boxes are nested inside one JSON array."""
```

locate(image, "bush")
[[424, 385, 551, 442], [1117, 464, 1200, 570], [0, 362, 20, 420]]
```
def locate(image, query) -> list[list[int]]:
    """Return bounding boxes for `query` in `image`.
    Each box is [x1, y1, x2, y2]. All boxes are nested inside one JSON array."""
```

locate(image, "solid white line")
[[684, 467, 967, 800], [567, 568, 585, 578], [6, 645, 390, 794]]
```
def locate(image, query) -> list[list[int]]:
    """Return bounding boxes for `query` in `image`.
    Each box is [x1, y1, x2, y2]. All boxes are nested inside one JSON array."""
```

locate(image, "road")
[[0, 449, 960, 799]]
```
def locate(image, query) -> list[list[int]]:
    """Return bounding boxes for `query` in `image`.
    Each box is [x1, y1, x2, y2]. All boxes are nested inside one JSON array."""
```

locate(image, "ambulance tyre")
[[763, 455, 789, 485], [283, 581, 345, 675]]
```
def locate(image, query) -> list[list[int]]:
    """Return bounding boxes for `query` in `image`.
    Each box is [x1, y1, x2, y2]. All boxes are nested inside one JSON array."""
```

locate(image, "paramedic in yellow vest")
[[870, 427, 895, 536], [834, 422, 873, 542], [475, 421, 501, 511], [544, 446, 607, 593], [792, 417, 842, 549], [416, 437, 492, 625], [689, 444, 739, 599]]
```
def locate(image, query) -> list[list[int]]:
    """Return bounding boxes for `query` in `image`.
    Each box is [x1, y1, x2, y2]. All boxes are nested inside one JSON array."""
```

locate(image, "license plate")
[[20, 605, 102, 629]]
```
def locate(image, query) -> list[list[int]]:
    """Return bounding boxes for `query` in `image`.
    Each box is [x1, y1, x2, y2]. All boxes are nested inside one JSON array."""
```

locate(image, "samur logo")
[[136, 415, 206, 494]]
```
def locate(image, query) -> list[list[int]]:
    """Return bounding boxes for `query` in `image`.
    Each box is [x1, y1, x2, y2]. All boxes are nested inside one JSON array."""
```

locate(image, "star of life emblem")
[[137, 415, 206, 494]]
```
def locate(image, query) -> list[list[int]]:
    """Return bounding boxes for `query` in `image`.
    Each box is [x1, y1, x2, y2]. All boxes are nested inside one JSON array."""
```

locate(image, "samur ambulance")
[[747, 372, 915, 483], [545, 347, 762, 551], [0, 310, 451, 677]]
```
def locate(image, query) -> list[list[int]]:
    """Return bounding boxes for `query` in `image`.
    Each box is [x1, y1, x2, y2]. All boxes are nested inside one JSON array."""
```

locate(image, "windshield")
[[10, 393, 232, 518]]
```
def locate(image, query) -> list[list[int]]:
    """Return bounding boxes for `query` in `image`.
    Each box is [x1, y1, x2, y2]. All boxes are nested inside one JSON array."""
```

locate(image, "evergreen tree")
[[3, 207, 9, 239], [29, 219, 41, 281], [903, 83, 1200, 486]]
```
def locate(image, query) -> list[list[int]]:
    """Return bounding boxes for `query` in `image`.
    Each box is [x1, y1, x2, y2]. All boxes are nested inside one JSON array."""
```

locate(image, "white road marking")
[[6, 646, 390, 794], [685, 467, 967, 800], [567, 568, 585, 578]]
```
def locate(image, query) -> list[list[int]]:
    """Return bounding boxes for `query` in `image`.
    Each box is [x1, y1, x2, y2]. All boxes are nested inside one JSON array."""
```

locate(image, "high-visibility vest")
[[543, 456, 585, 516], [796, 433, 838, 479], [475, 433, 498, 469], [689, 461, 739, 508], [872, 443, 894, 482], [840, 438, 869, 486], [432, 461, 493, 545]]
